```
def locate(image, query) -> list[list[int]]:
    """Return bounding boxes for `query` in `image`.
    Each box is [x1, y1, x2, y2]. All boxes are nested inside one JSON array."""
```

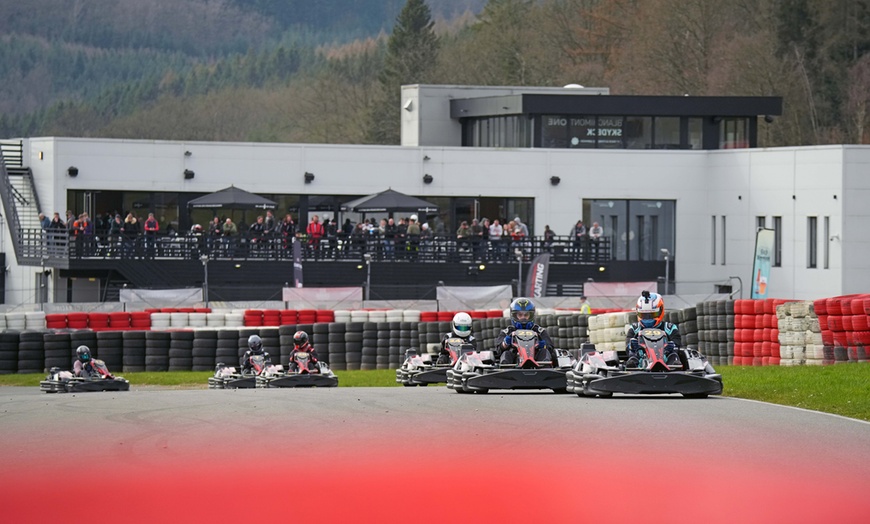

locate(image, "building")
[[1, 84, 867, 306]]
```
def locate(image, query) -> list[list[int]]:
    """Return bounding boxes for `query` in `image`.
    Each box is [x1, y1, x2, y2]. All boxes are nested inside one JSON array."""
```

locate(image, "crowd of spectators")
[[39, 210, 607, 262]]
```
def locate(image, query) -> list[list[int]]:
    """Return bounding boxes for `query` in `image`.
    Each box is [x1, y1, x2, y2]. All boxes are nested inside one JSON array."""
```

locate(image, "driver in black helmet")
[[240, 334, 271, 373], [73, 345, 112, 378], [289, 331, 320, 372]]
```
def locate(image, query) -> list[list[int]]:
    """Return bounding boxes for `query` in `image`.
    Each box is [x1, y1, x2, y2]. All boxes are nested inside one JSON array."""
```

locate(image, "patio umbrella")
[[341, 189, 438, 214], [187, 186, 277, 209]]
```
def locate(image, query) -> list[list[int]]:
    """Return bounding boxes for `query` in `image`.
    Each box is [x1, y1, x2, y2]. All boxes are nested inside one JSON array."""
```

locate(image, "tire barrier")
[[3, 296, 868, 373]]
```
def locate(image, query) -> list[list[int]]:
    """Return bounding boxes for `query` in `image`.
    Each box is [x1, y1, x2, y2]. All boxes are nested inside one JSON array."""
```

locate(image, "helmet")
[[636, 291, 665, 328], [409, 214, 418, 222], [76, 345, 91, 362], [452, 312, 472, 338], [509, 297, 536, 329], [293, 331, 310, 349], [248, 335, 263, 354]]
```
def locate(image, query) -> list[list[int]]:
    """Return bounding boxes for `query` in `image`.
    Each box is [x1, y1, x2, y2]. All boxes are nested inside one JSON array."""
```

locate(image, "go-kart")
[[446, 329, 574, 394], [208, 354, 276, 389], [566, 328, 723, 398], [396, 337, 473, 386], [256, 351, 338, 388], [40, 360, 130, 393]]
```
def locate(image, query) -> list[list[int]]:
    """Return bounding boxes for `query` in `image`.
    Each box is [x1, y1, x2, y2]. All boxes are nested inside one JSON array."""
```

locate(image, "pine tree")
[[365, 0, 439, 144]]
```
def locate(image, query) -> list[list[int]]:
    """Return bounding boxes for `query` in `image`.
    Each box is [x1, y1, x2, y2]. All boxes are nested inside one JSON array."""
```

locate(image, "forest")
[[0, 0, 867, 146]]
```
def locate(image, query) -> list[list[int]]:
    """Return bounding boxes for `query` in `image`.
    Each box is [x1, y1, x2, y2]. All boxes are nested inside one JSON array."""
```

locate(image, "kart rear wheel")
[[474, 389, 488, 394], [682, 393, 708, 398], [552, 388, 567, 394]]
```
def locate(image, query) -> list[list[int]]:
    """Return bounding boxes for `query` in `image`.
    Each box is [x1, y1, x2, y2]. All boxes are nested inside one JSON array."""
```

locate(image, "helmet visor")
[[638, 309, 662, 321], [514, 311, 531, 321], [454, 324, 471, 334]]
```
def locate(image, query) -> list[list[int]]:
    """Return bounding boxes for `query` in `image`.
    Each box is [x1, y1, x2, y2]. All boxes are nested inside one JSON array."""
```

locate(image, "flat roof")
[[450, 94, 783, 119]]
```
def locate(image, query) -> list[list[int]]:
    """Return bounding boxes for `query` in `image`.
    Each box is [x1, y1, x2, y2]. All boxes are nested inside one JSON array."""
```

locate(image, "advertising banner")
[[524, 253, 551, 298], [751, 228, 775, 299]]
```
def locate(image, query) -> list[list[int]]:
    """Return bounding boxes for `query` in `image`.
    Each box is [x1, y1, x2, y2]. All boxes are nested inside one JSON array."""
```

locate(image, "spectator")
[[489, 219, 504, 261], [470, 218, 485, 261], [47, 212, 65, 252], [406, 214, 421, 260], [456, 220, 471, 254], [143, 212, 159, 258], [570, 220, 587, 261], [222, 217, 239, 257], [249, 215, 266, 255], [306, 215, 324, 259], [383, 218, 396, 259], [542, 225, 555, 253], [280, 214, 296, 256], [38, 212, 50, 231], [108, 214, 123, 256], [419, 222, 432, 257], [207, 216, 222, 257], [122, 213, 140, 258], [589, 221, 604, 260], [395, 217, 408, 260], [514, 216, 529, 237], [65, 210, 75, 235]]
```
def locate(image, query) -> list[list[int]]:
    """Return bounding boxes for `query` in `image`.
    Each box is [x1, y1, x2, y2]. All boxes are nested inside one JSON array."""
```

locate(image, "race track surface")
[[1, 386, 868, 523]]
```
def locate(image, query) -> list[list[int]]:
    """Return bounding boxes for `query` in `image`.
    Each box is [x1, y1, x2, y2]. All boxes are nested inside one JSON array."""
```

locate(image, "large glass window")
[[720, 117, 749, 149], [654, 117, 680, 149], [596, 116, 624, 148], [541, 115, 569, 148], [569, 116, 597, 148], [688, 118, 703, 149], [590, 199, 675, 261], [624, 117, 652, 149]]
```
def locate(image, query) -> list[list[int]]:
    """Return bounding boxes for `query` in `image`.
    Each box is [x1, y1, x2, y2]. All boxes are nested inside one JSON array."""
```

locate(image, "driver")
[[72, 345, 112, 378], [495, 297, 555, 365], [240, 334, 272, 373], [625, 291, 681, 367], [438, 312, 477, 364], [289, 331, 320, 372]]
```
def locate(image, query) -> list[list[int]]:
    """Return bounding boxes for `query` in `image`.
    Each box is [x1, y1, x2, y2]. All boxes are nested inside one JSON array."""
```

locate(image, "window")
[[807, 216, 817, 268], [719, 118, 749, 149], [569, 116, 597, 148], [654, 117, 680, 149], [596, 116, 624, 148], [824, 216, 830, 269], [756, 216, 766, 229], [721, 215, 726, 265], [625, 117, 652, 149], [711, 216, 717, 265], [541, 115, 569, 148], [688, 118, 703, 149], [773, 216, 782, 267]]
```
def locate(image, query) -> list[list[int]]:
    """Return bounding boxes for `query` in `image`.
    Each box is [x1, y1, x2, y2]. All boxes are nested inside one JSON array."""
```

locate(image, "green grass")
[[3, 365, 868, 421], [716, 364, 870, 421]]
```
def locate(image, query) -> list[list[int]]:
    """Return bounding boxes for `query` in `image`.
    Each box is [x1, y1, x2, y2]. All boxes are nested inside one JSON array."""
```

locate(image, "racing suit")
[[73, 360, 112, 379], [289, 345, 320, 372], [438, 332, 477, 365], [239, 350, 272, 373], [625, 321, 682, 364], [495, 324, 555, 365]]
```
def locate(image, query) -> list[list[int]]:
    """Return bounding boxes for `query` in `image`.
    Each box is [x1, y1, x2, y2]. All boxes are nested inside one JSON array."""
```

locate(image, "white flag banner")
[[120, 288, 203, 307], [437, 285, 514, 312], [282, 287, 363, 309]]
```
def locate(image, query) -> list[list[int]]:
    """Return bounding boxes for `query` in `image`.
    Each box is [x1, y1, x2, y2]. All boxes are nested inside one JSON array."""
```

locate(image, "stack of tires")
[[588, 312, 630, 353], [312, 323, 329, 366], [44, 332, 73, 370], [678, 306, 699, 351], [776, 301, 818, 366], [122, 331, 147, 372], [0, 331, 18, 373], [168, 331, 194, 371], [145, 331, 170, 371], [327, 322, 346, 368], [695, 300, 734, 366], [96, 331, 124, 371], [192, 330, 217, 371], [17, 331, 44, 374], [260, 327, 281, 365], [215, 329, 239, 367], [361, 322, 378, 371], [345, 322, 363, 370]]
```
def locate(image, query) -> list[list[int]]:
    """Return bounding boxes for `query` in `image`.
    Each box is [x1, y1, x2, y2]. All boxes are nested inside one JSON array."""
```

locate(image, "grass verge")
[[2, 365, 867, 421]]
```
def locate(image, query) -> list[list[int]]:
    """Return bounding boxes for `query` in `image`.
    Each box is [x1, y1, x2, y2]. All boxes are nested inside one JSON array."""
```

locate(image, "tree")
[[365, 0, 439, 144]]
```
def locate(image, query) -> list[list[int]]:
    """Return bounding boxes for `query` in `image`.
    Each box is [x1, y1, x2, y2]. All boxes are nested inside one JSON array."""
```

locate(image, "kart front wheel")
[[682, 393, 708, 398]]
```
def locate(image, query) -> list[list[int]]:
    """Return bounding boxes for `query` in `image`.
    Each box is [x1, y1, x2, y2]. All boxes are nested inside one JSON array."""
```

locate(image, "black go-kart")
[[446, 329, 575, 394], [566, 328, 723, 398], [396, 337, 474, 387], [40, 360, 130, 393], [256, 351, 338, 388], [208, 355, 275, 389]]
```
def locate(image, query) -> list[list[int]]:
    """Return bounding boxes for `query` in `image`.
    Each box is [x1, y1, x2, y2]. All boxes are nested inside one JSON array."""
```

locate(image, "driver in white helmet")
[[438, 312, 477, 364]]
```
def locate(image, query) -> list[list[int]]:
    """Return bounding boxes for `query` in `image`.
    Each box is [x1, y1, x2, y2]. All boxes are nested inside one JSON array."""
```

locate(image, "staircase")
[[0, 141, 58, 265]]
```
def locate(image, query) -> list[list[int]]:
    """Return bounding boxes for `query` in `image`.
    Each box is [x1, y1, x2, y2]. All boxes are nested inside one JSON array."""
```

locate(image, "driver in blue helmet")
[[495, 297, 555, 365], [625, 291, 682, 367]]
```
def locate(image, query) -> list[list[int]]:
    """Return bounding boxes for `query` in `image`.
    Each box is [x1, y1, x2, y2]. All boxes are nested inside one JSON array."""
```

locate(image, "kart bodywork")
[[40, 361, 130, 393], [396, 337, 473, 386], [566, 328, 723, 398], [446, 329, 574, 394]]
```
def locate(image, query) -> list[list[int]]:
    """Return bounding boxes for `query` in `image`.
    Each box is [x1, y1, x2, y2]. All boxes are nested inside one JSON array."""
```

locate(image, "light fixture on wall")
[[184, 169, 195, 180], [764, 115, 775, 124], [304, 172, 315, 184], [67, 166, 79, 177], [423, 174, 433, 184], [423, 155, 431, 161], [550, 176, 561, 186], [184, 150, 192, 157], [712, 116, 722, 124]]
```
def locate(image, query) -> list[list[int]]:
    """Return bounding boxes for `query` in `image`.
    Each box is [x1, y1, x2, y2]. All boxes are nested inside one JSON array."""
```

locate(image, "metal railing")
[[23, 229, 610, 264]]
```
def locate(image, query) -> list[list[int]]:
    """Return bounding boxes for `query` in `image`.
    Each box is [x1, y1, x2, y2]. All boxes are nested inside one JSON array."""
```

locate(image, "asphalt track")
[[1, 386, 869, 523]]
